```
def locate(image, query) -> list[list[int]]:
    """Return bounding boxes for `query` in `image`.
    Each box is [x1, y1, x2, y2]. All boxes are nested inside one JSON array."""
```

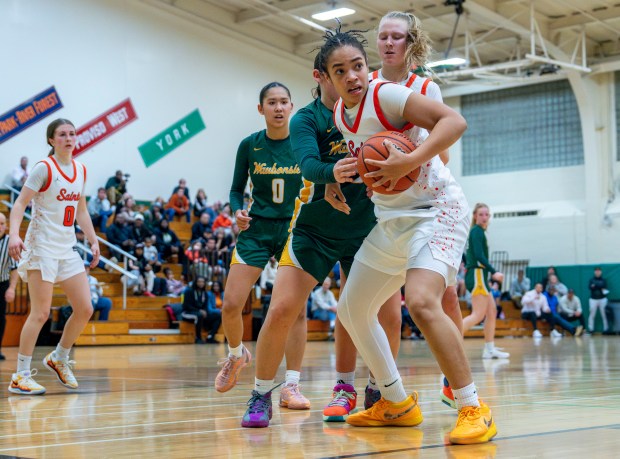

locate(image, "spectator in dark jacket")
[[191, 212, 212, 243], [155, 219, 183, 262], [106, 213, 135, 257], [130, 214, 153, 244], [181, 276, 221, 343], [588, 267, 609, 333]]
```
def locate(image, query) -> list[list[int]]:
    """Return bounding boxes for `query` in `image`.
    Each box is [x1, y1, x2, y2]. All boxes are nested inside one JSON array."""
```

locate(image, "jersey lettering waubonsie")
[[24, 156, 86, 259]]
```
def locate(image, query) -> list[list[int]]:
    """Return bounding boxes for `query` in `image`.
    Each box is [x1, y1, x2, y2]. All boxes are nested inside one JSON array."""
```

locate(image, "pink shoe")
[[279, 383, 311, 410], [215, 346, 252, 393]]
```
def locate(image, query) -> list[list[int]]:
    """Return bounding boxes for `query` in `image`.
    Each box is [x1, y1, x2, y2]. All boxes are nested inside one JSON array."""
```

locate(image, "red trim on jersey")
[[404, 73, 417, 88], [420, 78, 430, 95], [38, 160, 53, 192], [49, 156, 77, 183], [373, 82, 414, 133], [339, 92, 366, 134], [370, 70, 379, 81]]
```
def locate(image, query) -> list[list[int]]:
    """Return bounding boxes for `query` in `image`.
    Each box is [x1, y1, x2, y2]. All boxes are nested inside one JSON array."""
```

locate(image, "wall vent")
[[493, 210, 539, 219]]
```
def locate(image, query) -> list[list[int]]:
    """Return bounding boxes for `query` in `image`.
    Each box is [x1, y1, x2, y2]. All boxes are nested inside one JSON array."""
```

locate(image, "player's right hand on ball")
[[333, 157, 358, 183], [8, 235, 25, 261]]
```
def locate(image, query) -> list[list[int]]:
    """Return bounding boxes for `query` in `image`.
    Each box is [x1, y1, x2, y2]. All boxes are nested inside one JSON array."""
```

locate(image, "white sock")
[[336, 371, 356, 387], [254, 378, 275, 395], [368, 376, 379, 391], [484, 342, 495, 351], [228, 343, 243, 358], [452, 382, 480, 409], [377, 376, 407, 403], [285, 370, 300, 386], [17, 354, 32, 373], [54, 344, 71, 361]]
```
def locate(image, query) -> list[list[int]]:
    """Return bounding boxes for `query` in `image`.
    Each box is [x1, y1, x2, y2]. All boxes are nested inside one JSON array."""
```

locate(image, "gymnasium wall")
[[0, 0, 314, 202]]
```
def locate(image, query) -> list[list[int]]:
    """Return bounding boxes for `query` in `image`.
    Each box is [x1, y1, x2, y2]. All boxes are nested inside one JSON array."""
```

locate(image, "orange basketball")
[[357, 131, 420, 195]]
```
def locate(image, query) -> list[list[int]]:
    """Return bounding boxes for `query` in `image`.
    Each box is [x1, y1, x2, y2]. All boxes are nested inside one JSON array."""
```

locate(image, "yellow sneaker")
[[449, 402, 497, 445], [346, 392, 423, 427]]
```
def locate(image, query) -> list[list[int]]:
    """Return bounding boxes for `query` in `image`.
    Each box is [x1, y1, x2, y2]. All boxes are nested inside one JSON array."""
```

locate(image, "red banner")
[[73, 98, 137, 157]]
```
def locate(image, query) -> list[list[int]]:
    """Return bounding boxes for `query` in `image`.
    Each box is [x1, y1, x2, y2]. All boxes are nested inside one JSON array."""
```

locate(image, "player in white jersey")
[[319, 27, 497, 444], [323, 11, 466, 411], [8, 118, 100, 395]]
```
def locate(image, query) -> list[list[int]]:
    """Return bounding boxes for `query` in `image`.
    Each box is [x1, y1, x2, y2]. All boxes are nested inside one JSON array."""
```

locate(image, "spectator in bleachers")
[[154, 219, 183, 263], [310, 277, 337, 329], [106, 213, 135, 256], [209, 280, 225, 310], [541, 266, 557, 291], [11, 156, 30, 190], [543, 285, 580, 336], [165, 188, 191, 222], [211, 261, 227, 285], [181, 276, 221, 344], [588, 267, 609, 333], [331, 262, 341, 288], [123, 253, 146, 295], [546, 274, 568, 297], [143, 238, 162, 273], [130, 214, 153, 245], [88, 187, 113, 232], [134, 244, 156, 297], [510, 269, 530, 309], [193, 188, 209, 218], [521, 283, 561, 338], [115, 197, 139, 225], [146, 197, 166, 226], [214, 227, 232, 255], [105, 170, 127, 205], [172, 178, 191, 203], [212, 204, 233, 233], [185, 240, 211, 281], [490, 281, 503, 319], [191, 212, 212, 243], [260, 257, 278, 293], [163, 267, 185, 297], [84, 262, 112, 321], [559, 288, 586, 330]]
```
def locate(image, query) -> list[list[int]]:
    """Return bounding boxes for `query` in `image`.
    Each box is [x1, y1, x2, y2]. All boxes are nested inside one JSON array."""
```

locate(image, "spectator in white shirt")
[[11, 156, 30, 190], [311, 277, 337, 328], [260, 257, 278, 293], [521, 283, 561, 338], [87, 187, 113, 231], [559, 288, 586, 329]]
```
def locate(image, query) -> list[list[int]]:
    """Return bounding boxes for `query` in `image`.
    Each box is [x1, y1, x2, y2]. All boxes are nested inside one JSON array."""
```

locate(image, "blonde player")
[[322, 27, 497, 444], [8, 118, 100, 395]]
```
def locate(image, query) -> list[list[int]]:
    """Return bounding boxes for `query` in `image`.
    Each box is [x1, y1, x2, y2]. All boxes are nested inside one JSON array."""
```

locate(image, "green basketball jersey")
[[230, 130, 301, 220], [289, 98, 376, 240]]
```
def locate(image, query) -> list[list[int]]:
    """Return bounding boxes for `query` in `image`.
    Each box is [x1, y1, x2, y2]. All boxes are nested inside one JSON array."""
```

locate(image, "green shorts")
[[231, 217, 290, 269], [279, 226, 368, 283], [465, 268, 491, 296]]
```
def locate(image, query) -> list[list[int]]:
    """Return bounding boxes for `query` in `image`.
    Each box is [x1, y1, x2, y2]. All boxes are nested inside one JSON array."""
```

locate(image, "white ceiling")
[[142, 0, 620, 87]]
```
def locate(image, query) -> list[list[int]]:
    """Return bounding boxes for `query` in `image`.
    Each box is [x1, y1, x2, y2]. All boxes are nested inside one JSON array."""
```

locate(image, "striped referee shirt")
[[0, 234, 17, 283]]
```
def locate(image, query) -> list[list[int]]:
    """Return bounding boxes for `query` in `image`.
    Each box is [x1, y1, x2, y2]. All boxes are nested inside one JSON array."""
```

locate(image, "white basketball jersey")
[[333, 80, 467, 223], [25, 157, 86, 259]]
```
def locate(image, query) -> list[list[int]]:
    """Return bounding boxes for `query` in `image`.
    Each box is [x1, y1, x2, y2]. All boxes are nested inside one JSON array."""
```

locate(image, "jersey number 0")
[[63, 206, 76, 227], [272, 178, 284, 204]]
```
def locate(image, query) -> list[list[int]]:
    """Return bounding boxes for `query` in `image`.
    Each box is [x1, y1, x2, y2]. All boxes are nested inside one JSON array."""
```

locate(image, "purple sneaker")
[[364, 385, 382, 410], [241, 390, 273, 428]]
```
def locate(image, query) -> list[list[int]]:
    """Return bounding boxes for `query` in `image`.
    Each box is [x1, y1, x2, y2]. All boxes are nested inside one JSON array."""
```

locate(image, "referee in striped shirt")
[[0, 213, 19, 360]]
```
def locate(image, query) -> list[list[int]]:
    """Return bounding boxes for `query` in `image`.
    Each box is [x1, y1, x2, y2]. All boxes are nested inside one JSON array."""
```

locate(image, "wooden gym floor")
[[0, 336, 618, 458]]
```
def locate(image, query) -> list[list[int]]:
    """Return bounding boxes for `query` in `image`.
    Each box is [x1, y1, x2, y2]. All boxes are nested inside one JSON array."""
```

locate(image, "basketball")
[[357, 131, 420, 195]]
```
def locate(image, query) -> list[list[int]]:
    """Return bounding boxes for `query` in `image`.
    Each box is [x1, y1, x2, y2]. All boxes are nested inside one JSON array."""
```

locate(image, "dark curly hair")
[[315, 24, 368, 75]]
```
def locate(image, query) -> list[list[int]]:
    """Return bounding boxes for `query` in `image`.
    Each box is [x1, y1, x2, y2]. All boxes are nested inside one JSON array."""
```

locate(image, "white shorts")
[[355, 215, 468, 287], [17, 251, 85, 283]]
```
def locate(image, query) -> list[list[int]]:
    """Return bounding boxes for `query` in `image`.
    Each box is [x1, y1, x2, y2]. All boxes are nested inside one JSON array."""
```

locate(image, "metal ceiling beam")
[[549, 3, 620, 33]]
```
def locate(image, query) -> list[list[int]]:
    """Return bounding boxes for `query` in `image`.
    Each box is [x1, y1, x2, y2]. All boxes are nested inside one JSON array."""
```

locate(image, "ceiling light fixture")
[[312, 7, 355, 21]]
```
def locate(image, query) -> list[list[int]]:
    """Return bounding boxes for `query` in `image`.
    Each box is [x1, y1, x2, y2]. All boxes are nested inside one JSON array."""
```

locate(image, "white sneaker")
[[482, 347, 510, 359], [8, 369, 46, 395], [43, 352, 78, 389], [551, 329, 563, 338], [533, 330, 543, 338]]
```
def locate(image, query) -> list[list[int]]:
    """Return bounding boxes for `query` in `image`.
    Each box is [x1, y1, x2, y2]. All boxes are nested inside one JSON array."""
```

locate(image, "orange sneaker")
[[279, 383, 311, 410], [323, 383, 357, 422], [215, 346, 252, 393], [449, 402, 497, 444], [346, 392, 423, 427], [441, 376, 456, 409]]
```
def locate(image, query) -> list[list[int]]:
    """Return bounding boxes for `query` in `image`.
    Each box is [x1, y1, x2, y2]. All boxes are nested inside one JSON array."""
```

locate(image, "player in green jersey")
[[240, 56, 400, 429], [215, 83, 310, 410]]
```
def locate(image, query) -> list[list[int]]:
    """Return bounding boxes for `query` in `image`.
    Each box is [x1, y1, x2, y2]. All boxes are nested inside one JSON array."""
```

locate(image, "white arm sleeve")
[[23, 162, 49, 192]]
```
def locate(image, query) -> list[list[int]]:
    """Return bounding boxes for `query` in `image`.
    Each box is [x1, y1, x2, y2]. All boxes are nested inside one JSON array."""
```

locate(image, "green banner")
[[138, 109, 206, 167]]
